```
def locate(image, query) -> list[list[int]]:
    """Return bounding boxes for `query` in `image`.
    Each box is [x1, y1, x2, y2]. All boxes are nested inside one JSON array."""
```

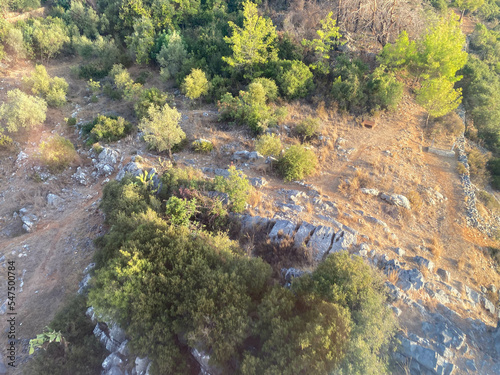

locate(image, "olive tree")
[[0, 89, 47, 133]]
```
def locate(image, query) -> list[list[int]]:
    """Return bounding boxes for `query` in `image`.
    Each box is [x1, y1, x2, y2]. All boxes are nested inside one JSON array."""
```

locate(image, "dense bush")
[[218, 81, 287, 133], [255, 133, 282, 157], [82, 114, 133, 144], [214, 165, 251, 213], [0, 89, 47, 133], [165, 196, 197, 226], [24, 295, 106, 375], [39, 135, 77, 172], [278, 144, 318, 182], [134, 87, 170, 119], [331, 56, 369, 112], [109, 64, 142, 101], [73, 35, 122, 79], [294, 116, 321, 141], [31, 17, 70, 62], [191, 139, 214, 153], [277, 60, 314, 99], [23, 65, 69, 107], [157, 31, 189, 80], [8, 0, 40, 12]]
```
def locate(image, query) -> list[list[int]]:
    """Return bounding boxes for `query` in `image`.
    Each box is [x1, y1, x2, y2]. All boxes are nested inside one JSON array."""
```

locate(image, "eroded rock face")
[[116, 161, 142, 181]]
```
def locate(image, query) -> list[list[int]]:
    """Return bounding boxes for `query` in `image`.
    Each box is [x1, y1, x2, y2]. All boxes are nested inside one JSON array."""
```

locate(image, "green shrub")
[[367, 66, 403, 111], [214, 165, 251, 213], [192, 139, 214, 153], [39, 135, 77, 172], [73, 35, 122, 79], [8, 0, 41, 11], [109, 64, 142, 101], [23, 65, 69, 107], [252, 77, 279, 102], [83, 115, 132, 144], [66, 117, 77, 126], [24, 295, 106, 375], [255, 133, 282, 157], [0, 133, 13, 149], [294, 116, 321, 141], [0, 89, 47, 133], [331, 56, 369, 112], [159, 167, 214, 201], [182, 68, 211, 100], [157, 30, 188, 80], [134, 87, 170, 120], [165, 196, 197, 226], [277, 60, 314, 99], [278, 145, 318, 182]]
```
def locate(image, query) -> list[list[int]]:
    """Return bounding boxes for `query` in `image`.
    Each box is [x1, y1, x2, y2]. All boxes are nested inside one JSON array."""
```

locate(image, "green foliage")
[[182, 68, 210, 100], [331, 56, 369, 112], [255, 133, 281, 157], [251, 77, 278, 101], [214, 165, 251, 213], [39, 136, 76, 172], [22, 65, 69, 107], [416, 76, 462, 118], [277, 144, 318, 182], [192, 139, 214, 153], [277, 60, 314, 99], [157, 31, 188, 80], [135, 87, 169, 119], [455, 0, 485, 18], [488, 157, 500, 189], [29, 328, 63, 355], [24, 295, 106, 375], [218, 82, 286, 133], [223, 0, 278, 70], [83, 115, 133, 144], [87, 79, 101, 94], [165, 196, 197, 226], [139, 104, 186, 159], [0, 89, 47, 133], [7, 0, 40, 11], [295, 252, 397, 374], [367, 66, 404, 111], [3, 27, 28, 60], [32, 17, 70, 62], [109, 64, 143, 101], [377, 30, 417, 71], [294, 116, 321, 141], [301, 11, 342, 75], [0, 133, 13, 149], [73, 35, 122, 79], [126, 15, 155, 64], [65, 0, 102, 38]]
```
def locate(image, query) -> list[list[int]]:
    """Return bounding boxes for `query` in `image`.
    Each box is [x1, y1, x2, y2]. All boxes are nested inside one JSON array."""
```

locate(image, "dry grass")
[[429, 235, 443, 261], [406, 190, 423, 213], [457, 257, 466, 271], [387, 269, 399, 284]]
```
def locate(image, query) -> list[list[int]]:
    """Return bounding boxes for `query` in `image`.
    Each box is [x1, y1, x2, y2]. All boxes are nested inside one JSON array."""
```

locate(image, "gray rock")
[[398, 268, 425, 291], [365, 216, 388, 227], [78, 273, 91, 294], [98, 148, 119, 165], [206, 191, 230, 205], [330, 230, 356, 253], [240, 215, 272, 232], [102, 352, 123, 370], [481, 295, 496, 314], [72, 167, 89, 185], [434, 289, 450, 304], [394, 247, 406, 257], [248, 151, 264, 161], [385, 282, 403, 301], [192, 348, 222, 375], [422, 320, 466, 350], [16, 151, 28, 165], [465, 285, 480, 305], [214, 168, 230, 178], [93, 322, 127, 353], [232, 150, 250, 161], [361, 188, 380, 196], [437, 268, 451, 283], [84, 263, 96, 274], [117, 340, 129, 356], [47, 193, 64, 208], [135, 357, 151, 375], [248, 177, 268, 188], [275, 202, 304, 213], [294, 221, 315, 248], [269, 220, 296, 244], [414, 256, 435, 272], [116, 162, 143, 181], [103, 366, 124, 375], [381, 193, 411, 210], [466, 359, 477, 371], [398, 336, 453, 374], [308, 226, 336, 261], [282, 268, 308, 283], [391, 306, 402, 317], [21, 213, 38, 232]]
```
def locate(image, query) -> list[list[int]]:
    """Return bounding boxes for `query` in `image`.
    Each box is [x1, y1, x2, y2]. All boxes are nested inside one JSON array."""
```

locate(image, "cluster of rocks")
[[361, 188, 412, 210], [13, 208, 38, 233]]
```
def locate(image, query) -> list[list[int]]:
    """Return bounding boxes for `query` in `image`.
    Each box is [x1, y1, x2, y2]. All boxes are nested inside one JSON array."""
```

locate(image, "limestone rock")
[[116, 162, 143, 181], [269, 220, 296, 244], [294, 221, 315, 248], [308, 226, 336, 261], [248, 177, 268, 188], [414, 256, 435, 272], [72, 167, 89, 185], [330, 230, 356, 253], [102, 352, 123, 371], [135, 357, 151, 375], [437, 268, 451, 283], [381, 193, 411, 210], [361, 188, 380, 196]]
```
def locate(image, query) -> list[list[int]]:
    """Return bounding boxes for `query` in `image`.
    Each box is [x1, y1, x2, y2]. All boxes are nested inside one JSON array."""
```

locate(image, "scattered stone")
[[116, 162, 142, 181], [248, 177, 267, 188], [206, 191, 230, 205], [437, 268, 451, 283], [275, 202, 304, 213], [72, 167, 89, 185], [102, 352, 123, 371], [47, 193, 64, 209], [214, 168, 230, 178], [103, 366, 123, 375], [135, 357, 151, 375], [380, 193, 411, 210], [365, 216, 387, 227], [361, 188, 380, 196], [21, 213, 38, 233], [414, 256, 435, 273], [465, 285, 480, 305], [481, 295, 496, 315], [16, 151, 28, 165], [397, 268, 425, 291], [391, 306, 402, 317], [394, 247, 405, 257]]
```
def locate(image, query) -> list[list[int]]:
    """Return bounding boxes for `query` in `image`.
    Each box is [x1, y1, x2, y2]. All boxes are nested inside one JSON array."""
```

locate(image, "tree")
[[126, 16, 155, 64], [214, 165, 251, 213], [416, 76, 462, 124], [302, 11, 343, 75], [377, 30, 417, 71], [138, 104, 185, 160], [32, 17, 70, 62], [156, 31, 188, 80], [277, 60, 314, 99], [456, 0, 485, 21], [0, 89, 47, 133], [223, 0, 278, 70], [181, 69, 210, 100]]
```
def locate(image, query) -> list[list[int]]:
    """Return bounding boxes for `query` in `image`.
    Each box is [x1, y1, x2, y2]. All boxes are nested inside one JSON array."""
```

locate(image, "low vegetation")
[[39, 135, 77, 172], [82, 115, 133, 144], [278, 145, 319, 182]]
